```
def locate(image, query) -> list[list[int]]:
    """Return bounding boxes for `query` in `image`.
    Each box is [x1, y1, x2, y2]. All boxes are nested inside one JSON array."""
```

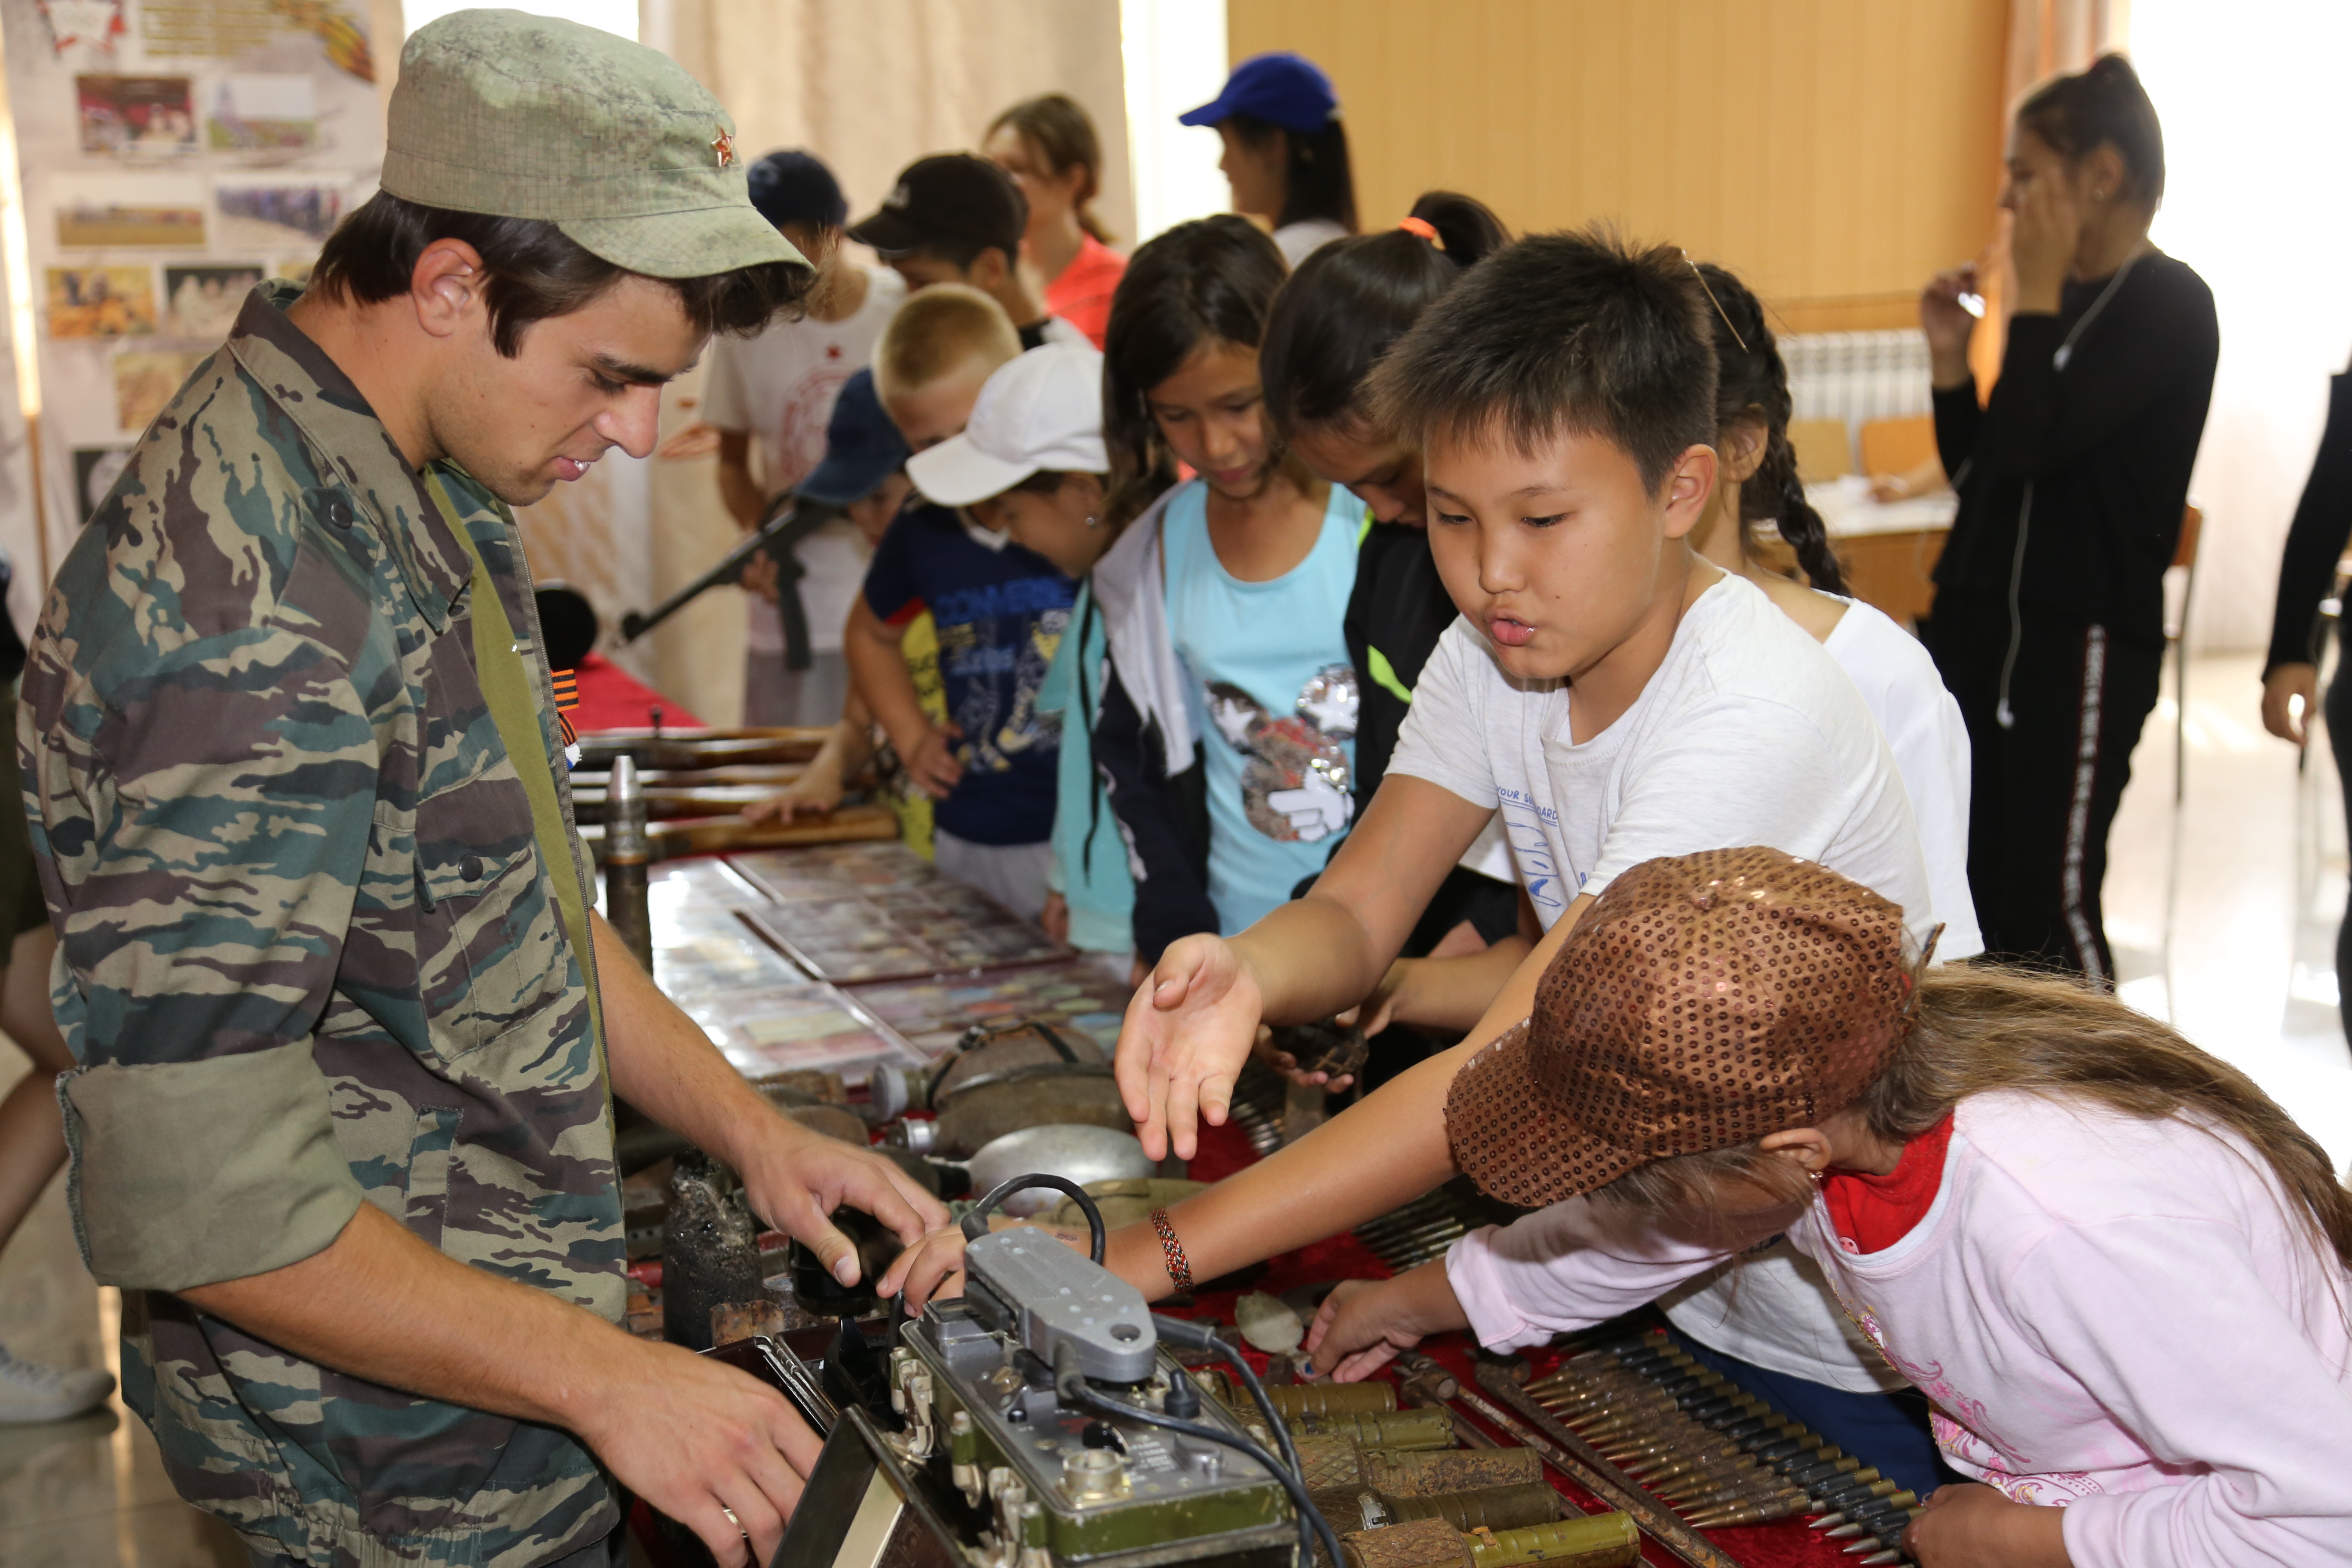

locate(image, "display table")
[[619, 840, 1894, 1568], [572, 651, 706, 730]]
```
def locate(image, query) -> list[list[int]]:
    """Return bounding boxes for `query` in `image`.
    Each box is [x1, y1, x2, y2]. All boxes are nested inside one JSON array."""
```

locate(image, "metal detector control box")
[[891, 1290, 1293, 1566]]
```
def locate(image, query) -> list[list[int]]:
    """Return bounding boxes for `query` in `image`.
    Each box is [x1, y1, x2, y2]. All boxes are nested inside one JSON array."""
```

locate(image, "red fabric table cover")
[[573, 652, 705, 731], [1174, 1116, 1859, 1568]]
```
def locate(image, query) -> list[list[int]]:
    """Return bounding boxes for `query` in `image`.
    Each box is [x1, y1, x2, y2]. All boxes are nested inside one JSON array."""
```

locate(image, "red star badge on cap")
[[712, 127, 735, 168]]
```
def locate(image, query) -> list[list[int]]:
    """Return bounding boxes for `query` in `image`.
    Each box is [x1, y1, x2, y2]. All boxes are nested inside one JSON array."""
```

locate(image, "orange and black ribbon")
[[551, 668, 580, 752]]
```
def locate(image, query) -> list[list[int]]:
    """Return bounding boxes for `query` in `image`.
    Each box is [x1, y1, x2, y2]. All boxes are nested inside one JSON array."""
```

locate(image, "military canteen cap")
[[380, 9, 805, 281]]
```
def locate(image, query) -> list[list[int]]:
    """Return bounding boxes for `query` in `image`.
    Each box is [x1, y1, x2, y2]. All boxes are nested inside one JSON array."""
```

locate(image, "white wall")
[[2132, 1, 2352, 652], [1120, 0, 1231, 245]]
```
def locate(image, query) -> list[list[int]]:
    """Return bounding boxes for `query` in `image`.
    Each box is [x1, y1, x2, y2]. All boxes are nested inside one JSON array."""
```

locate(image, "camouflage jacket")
[[21, 282, 623, 1567]]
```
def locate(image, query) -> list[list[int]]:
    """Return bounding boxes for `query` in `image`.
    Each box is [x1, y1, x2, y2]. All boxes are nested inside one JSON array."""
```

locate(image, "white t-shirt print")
[[1386, 573, 1936, 945]]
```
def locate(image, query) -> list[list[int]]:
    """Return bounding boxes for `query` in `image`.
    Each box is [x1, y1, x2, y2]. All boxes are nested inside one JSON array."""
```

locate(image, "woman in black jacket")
[[1920, 53, 2217, 983], [2261, 361, 2352, 1041]]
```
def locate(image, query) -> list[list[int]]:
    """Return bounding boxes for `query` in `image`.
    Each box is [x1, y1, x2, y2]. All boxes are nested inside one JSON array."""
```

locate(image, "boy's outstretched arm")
[[1115, 777, 1498, 1160], [1095, 887, 1594, 1293], [887, 888, 1597, 1313]]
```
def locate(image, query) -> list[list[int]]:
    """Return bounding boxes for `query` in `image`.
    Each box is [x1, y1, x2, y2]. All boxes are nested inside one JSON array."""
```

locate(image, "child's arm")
[[1299, 1263, 1470, 1382], [1117, 775, 1510, 1160], [846, 597, 960, 799], [744, 691, 875, 824], [1353, 938, 1533, 1038]]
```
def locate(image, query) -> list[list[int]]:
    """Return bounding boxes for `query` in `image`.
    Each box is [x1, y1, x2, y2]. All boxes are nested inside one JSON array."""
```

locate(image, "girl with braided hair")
[[1684, 260, 1981, 966]]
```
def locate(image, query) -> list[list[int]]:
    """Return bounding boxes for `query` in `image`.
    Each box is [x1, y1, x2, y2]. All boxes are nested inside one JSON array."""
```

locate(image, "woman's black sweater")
[[1930, 249, 2217, 650], [2264, 365, 2352, 676]]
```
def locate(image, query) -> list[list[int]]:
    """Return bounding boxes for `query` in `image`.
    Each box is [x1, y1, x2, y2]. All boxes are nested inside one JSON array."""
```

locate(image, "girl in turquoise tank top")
[[1090, 216, 1363, 956]]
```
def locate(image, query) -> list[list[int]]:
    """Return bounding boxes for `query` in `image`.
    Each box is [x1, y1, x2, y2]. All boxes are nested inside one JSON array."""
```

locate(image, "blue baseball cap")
[[798, 370, 910, 506], [1178, 52, 1340, 136], [747, 149, 848, 232]]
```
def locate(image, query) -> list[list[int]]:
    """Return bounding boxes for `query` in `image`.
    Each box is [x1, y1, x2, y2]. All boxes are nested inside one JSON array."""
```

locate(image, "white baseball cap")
[[907, 340, 1107, 507]]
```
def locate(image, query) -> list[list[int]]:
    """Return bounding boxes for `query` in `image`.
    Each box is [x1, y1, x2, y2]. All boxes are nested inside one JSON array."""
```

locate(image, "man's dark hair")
[[309, 190, 812, 356], [1367, 228, 1718, 493]]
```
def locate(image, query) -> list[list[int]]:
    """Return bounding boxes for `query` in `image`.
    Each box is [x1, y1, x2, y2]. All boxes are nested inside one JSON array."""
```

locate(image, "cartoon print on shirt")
[[1206, 663, 1358, 842], [937, 604, 1068, 775]]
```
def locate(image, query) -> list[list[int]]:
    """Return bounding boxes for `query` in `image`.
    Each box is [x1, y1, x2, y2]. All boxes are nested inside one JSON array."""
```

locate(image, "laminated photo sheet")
[[727, 843, 1071, 983], [682, 981, 922, 1084], [842, 960, 1134, 1060]]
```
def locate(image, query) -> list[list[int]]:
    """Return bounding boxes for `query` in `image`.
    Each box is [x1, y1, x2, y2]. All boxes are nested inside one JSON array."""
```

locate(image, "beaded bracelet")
[[1149, 1207, 1194, 1293]]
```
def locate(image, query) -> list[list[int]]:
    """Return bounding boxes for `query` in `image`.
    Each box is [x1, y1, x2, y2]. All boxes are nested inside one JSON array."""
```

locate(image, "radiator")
[[1781, 330, 1934, 430]]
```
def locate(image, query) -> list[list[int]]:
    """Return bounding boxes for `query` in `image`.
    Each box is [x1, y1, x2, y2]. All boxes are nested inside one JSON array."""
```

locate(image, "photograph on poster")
[[46, 266, 155, 338], [207, 73, 316, 153], [112, 349, 207, 433], [72, 447, 131, 524], [164, 265, 262, 339], [214, 181, 341, 246], [77, 74, 195, 154], [55, 173, 207, 247], [38, 1, 129, 58]]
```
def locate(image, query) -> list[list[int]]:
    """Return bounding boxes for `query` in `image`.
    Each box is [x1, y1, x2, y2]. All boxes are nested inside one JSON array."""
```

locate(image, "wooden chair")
[[1859, 414, 1938, 479], [1787, 419, 1854, 484], [2167, 503, 2203, 804]]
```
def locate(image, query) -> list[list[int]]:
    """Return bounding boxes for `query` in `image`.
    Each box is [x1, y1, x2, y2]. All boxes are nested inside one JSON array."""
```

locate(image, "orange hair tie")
[[1396, 215, 1442, 247]]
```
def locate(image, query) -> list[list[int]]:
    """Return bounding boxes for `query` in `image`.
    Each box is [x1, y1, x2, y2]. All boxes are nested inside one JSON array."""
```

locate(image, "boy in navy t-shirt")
[[858, 515, 1073, 913]]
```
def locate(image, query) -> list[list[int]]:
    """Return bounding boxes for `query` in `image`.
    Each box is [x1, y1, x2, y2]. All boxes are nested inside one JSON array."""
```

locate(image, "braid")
[[1749, 430, 1848, 594]]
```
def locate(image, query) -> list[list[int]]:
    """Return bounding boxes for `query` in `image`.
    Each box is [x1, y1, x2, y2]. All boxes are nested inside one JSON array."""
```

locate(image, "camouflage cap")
[[380, 9, 805, 281]]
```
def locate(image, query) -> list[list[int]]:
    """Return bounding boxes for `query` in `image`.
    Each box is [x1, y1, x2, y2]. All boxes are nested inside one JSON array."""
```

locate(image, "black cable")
[[1151, 1314, 1301, 1481], [959, 1173, 1106, 1262], [1054, 1344, 1341, 1568]]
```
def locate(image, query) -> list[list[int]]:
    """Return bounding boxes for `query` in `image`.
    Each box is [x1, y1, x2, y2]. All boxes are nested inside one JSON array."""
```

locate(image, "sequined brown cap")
[[1446, 847, 1917, 1209]]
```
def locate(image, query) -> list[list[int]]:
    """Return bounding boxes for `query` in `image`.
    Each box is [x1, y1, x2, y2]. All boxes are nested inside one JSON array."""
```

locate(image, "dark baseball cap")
[[748, 149, 847, 232], [1179, 52, 1340, 136], [848, 153, 1026, 260], [798, 370, 910, 506]]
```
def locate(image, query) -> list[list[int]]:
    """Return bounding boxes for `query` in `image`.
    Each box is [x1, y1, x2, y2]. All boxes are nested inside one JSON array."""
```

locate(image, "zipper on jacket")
[[1997, 481, 2033, 730]]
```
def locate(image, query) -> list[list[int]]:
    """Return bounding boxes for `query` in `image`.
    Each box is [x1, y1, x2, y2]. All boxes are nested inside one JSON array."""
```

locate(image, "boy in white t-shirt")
[[706, 149, 906, 725], [882, 229, 1936, 1314]]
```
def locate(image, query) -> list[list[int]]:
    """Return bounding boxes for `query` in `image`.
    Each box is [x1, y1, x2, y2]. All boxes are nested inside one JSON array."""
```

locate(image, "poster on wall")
[[0, 0, 383, 585]]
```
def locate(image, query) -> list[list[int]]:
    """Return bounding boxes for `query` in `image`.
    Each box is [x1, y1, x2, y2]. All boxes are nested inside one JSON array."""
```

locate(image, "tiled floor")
[[2, 652, 2349, 1563]]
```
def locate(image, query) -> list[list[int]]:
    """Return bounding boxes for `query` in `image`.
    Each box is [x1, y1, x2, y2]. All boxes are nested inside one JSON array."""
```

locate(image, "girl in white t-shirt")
[[1304, 848, 2352, 1568]]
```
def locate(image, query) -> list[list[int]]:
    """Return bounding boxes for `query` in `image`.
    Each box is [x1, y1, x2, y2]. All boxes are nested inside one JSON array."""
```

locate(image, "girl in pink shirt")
[[1308, 846, 2352, 1568]]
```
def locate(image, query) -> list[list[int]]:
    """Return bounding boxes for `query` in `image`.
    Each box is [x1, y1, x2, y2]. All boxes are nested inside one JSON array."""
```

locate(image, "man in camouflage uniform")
[[18, 14, 945, 1567]]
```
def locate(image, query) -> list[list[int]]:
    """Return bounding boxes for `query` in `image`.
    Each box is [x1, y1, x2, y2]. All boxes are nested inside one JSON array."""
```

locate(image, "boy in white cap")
[[847, 342, 1108, 919]]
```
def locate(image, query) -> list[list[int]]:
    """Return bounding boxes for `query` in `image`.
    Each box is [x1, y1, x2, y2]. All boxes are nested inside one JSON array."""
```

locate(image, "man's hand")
[[1902, 1482, 2070, 1568], [1301, 1262, 1468, 1382], [740, 553, 782, 607], [901, 722, 965, 800], [1116, 934, 1267, 1161], [732, 1123, 946, 1287], [2263, 662, 2319, 747], [575, 1338, 823, 1568], [1249, 1024, 1355, 1093]]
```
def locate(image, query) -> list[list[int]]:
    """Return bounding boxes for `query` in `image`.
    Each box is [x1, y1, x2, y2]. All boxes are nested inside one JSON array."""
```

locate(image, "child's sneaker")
[[0, 1344, 114, 1424]]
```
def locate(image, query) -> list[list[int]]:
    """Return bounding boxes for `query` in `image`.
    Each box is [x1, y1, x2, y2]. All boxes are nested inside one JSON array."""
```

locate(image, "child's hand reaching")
[[903, 722, 966, 800], [1301, 1260, 1471, 1381]]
